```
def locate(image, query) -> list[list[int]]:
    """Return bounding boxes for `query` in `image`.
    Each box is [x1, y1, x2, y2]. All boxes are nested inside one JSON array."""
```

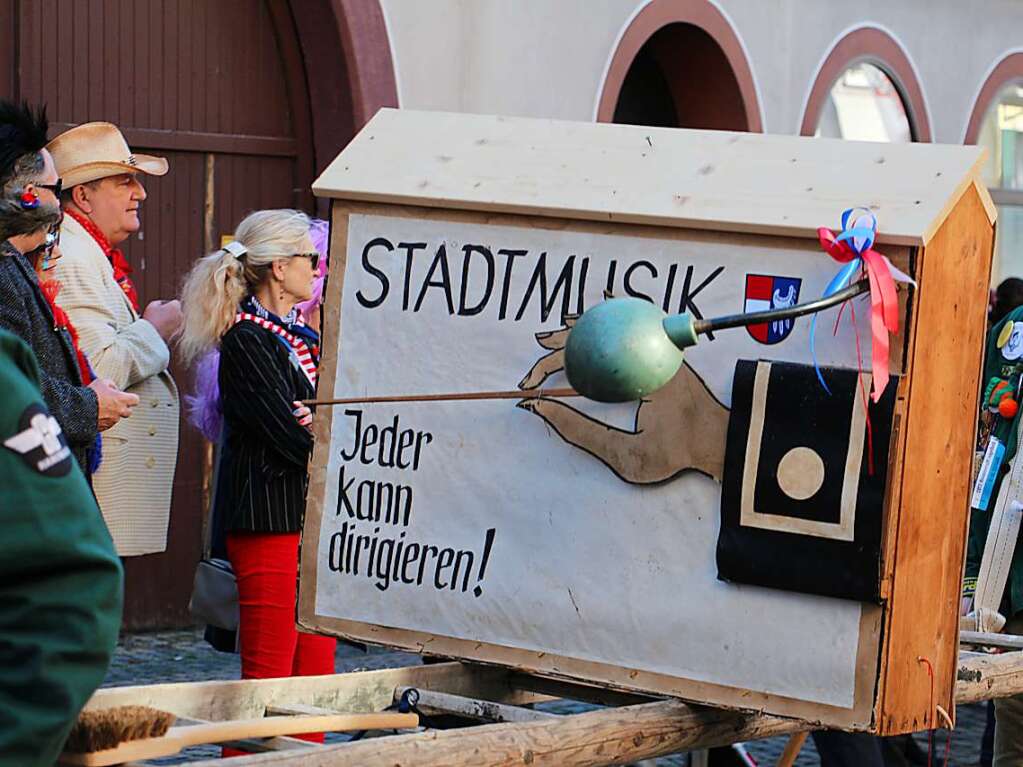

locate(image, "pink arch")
[[964, 52, 1023, 144], [800, 27, 931, 142], [596, 0, 762, 132]]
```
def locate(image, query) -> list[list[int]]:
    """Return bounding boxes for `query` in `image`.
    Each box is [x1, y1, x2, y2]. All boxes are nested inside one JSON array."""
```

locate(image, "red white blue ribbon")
[[812, 208, 913, 402]]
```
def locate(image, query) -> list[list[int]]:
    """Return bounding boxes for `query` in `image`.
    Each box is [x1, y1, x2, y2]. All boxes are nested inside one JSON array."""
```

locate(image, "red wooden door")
[[7, 0, 319, 628]]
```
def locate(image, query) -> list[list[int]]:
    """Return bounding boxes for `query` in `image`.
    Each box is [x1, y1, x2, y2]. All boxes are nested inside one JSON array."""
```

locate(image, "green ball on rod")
[[563, 280, 870, 404], [564, 298, 695, 403]]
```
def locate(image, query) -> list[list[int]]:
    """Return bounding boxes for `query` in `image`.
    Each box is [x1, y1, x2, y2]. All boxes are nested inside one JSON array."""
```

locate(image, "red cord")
[[918, 656, 935, 767], [848, 299, 875, 475]]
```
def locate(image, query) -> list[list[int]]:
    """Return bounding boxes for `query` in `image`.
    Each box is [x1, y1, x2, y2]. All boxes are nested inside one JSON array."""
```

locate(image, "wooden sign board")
[[300, 110, 995, 734]]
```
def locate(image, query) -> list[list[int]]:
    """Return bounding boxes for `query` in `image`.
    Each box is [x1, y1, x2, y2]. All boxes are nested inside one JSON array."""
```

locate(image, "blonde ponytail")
[[177, 208, 312, 365], [178, 248, 246, 365]]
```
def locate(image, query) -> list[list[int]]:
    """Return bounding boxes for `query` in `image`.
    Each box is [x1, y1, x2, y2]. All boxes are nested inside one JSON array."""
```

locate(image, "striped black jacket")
[[215, 320, 315, 533], [0, 242, 98, 472]]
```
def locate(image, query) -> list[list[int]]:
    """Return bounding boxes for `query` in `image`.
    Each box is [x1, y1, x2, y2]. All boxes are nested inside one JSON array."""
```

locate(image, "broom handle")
[[61, 713, 420, 765], [175, 712, 420, 746], [302, 387, 578, 407]]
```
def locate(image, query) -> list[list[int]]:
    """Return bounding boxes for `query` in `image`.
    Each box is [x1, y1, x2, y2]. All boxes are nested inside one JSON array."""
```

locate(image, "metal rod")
[[303, 387, 578, 407], [692, 279, 871, 335]]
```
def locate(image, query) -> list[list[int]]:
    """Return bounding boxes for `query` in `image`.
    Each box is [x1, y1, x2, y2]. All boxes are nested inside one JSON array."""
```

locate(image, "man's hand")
[[88, 378, 139, 431], [142, 299, 183, 341]]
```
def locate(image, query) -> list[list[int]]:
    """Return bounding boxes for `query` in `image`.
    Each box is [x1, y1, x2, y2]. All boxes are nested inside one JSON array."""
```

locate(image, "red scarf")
[[65, 207, 141, 313], [39, 280, 94, 384]]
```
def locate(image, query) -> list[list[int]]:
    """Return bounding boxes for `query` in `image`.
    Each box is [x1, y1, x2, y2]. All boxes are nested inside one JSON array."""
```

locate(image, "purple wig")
[[184, 349, 223, 441], [296, 218, 330, 320], [185, 218, 329, 441]]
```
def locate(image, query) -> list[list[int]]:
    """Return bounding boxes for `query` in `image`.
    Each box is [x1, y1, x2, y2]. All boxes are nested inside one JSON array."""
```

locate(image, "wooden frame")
[[301, 110, 996, 735]]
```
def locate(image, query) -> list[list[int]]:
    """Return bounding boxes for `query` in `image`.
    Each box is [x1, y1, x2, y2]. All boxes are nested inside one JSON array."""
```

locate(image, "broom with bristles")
[[60, 704, 419, 765]]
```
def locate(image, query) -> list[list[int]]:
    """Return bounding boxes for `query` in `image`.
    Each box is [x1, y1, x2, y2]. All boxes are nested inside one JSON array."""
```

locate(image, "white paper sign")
[[312, 213, 879, 708]]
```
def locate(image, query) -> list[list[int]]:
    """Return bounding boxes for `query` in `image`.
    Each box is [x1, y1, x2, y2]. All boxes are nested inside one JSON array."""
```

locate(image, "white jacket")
[[52, 214, 179, 556]]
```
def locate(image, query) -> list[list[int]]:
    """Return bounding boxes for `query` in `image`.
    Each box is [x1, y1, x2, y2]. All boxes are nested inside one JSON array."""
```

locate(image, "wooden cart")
[[80, 633, 1023, 766]]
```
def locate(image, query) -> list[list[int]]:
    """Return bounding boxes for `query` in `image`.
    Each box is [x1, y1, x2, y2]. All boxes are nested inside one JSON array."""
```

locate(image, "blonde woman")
[[179, 210, 334, 735]]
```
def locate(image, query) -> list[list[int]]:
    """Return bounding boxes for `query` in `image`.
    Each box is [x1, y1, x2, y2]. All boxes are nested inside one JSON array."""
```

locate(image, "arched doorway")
[[597, 0, 762, 132], [5, 0, 396, 628]]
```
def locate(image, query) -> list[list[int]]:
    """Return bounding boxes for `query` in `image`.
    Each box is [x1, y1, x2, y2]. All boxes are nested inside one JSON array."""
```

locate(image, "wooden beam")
[[956, 649, 1023, 704], [180, 699, 805, 766], [961, 631, 1023, 651]]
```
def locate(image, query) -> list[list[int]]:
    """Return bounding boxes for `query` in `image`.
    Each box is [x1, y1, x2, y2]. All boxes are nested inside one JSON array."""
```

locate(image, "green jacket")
[[966, 305, 1023, 618], [0, 329, 122, 767]]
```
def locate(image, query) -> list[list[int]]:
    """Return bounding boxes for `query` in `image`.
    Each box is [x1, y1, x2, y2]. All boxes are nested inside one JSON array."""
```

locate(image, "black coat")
[[215, 320, 315, 533], [0, 242, 98, 472]]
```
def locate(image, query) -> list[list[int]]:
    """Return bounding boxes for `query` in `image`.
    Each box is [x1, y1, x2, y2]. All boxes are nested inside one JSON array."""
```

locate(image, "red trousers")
[[223, 531, 336, 753]]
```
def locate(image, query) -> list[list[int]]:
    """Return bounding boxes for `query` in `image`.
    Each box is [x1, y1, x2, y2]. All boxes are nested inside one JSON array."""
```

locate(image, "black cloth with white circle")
[[717, 359, 897, 603]]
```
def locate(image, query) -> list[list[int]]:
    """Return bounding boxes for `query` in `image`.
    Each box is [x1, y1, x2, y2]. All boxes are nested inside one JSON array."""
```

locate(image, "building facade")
[[3, 0, 1020, 626]]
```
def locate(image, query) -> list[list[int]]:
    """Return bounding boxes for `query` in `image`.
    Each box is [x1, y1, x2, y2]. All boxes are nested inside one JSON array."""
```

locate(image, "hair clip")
[[222, 240, 248, 259], [19, 190, 39, 210]]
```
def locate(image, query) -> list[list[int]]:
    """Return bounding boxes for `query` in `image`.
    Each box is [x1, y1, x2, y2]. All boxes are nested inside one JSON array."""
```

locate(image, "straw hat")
[[47, 122, 168, 188]]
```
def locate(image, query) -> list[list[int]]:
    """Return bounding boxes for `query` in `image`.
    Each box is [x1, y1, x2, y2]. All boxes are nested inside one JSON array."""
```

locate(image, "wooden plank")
[[506, 673, 655, 708], [312, 109, 989, 247], [877, 183, 995, 734], [83, 662, 547, 721]]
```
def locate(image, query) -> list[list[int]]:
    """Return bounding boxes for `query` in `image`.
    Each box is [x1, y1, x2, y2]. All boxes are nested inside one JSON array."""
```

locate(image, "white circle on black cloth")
[[776, 446, 825, 501]]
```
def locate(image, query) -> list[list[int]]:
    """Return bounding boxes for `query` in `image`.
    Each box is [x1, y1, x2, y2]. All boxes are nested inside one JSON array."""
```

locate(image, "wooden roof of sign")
[[313, 109, 994, 247]]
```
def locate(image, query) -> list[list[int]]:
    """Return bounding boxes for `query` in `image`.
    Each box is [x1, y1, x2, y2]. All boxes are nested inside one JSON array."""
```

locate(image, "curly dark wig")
[[0, 100, 48, 188]]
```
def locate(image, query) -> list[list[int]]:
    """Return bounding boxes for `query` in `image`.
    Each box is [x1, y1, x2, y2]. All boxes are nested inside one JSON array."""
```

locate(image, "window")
[[978, 82, 1023, 283], [814, 62, 912, 143]]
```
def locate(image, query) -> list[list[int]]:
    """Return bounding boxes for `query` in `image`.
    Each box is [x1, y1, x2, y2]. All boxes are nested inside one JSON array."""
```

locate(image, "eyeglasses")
[[36, 178, 62, 199], [295, 252, 320, 270]]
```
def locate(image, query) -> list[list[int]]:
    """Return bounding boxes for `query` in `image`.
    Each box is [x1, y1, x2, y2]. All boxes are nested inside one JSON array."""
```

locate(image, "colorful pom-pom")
[[1000, 398, 1019, 419], [990, 379, 1012, 409]]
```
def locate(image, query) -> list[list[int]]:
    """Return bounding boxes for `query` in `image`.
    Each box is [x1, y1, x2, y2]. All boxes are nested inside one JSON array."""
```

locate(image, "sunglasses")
[[36, 177, 62, 199]]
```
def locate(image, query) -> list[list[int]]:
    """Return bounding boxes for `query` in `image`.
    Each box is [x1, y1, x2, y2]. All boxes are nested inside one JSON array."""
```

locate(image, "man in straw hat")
[[48, 122, 181, 557]]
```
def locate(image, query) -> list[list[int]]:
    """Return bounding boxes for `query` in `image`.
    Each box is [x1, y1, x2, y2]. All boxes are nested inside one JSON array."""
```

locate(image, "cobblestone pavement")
[[104, 629, 990, 766]]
